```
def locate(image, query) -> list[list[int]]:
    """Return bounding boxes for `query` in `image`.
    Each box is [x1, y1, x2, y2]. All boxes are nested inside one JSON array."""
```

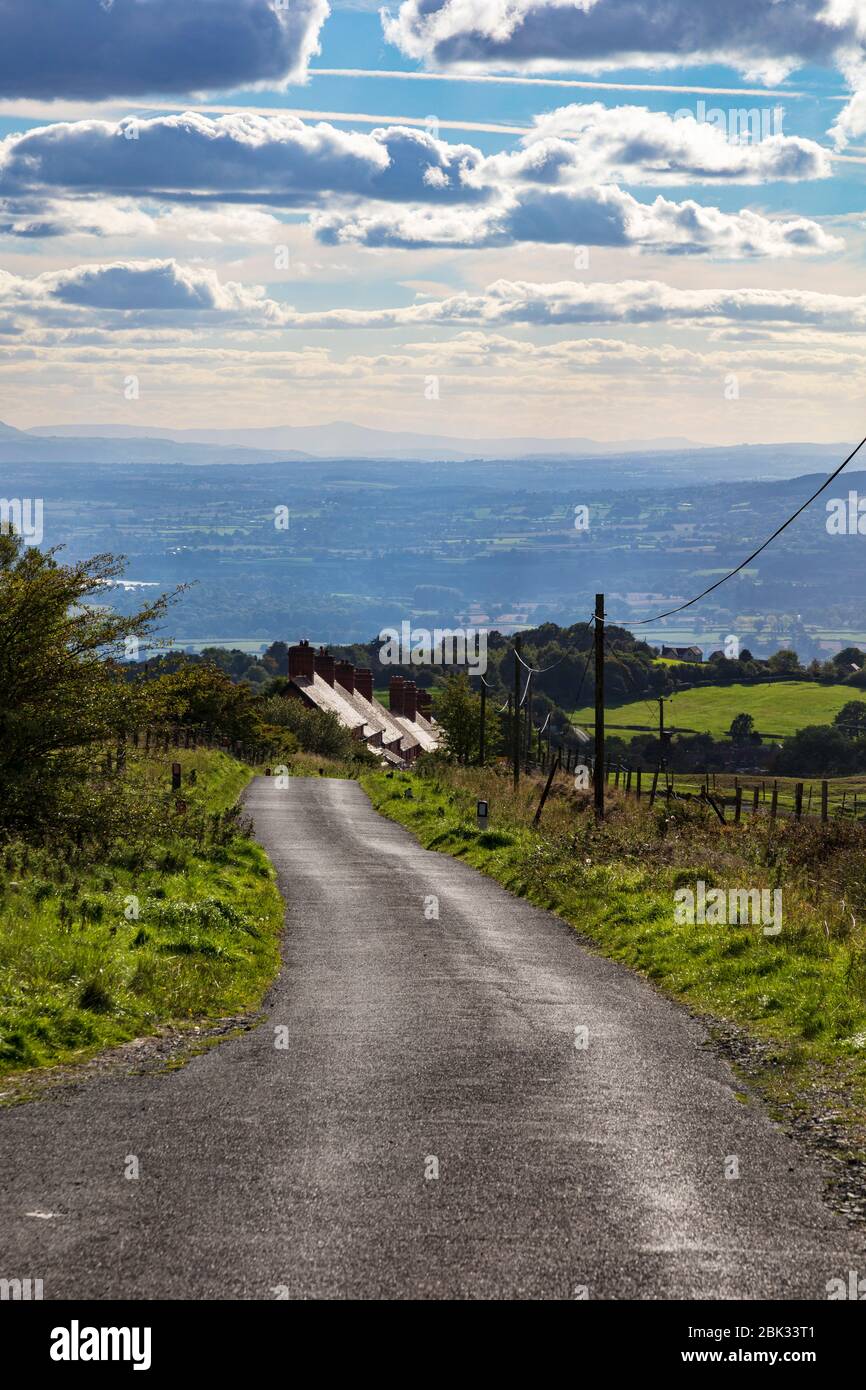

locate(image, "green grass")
[[361, 763, 866, 1137], [0, 749, 284, 1076], [572, 680, 866, 741]]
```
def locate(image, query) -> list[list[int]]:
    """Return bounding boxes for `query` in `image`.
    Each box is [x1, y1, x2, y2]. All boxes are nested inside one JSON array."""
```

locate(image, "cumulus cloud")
[[6, 261, 866, 343], [494, 104, 832, 185], [271, 277, 866, 332], [0, 258, 291, 328], [0, 0, 330, 100], [0, 109, 838, 260], [0, 112, 483, 212], [383, 0, 866, 145], [381, 0, 866, 84], [315, 184, 841, 257]]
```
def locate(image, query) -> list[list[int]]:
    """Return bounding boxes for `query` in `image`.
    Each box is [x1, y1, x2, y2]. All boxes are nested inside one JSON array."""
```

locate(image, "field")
[[572, 680, 865, 741]]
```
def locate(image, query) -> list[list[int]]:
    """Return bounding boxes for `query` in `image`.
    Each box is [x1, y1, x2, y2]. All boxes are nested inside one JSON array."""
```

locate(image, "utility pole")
[[512, 634, 521, 788], [525, 672, 533, 766], [478, 678, 487, 766], [658, 696, 665, 743], [594, 593, 605, 822]]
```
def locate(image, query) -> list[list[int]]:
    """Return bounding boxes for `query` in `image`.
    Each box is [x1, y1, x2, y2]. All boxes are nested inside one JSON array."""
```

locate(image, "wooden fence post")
[[821, 781, 829, 823], [734, 786, 743, 824], [636, 769, 642, 801], [770, 781, 778, 824], [794, 783, 804, 820], [171, 762, 182, 792]]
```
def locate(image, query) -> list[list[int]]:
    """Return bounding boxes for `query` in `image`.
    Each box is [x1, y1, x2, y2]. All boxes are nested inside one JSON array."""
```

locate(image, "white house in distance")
[[283, 640, 440, 767]]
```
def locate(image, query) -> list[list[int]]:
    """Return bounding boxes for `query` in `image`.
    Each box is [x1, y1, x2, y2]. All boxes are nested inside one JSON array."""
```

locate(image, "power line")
[[571, 622, 597, 719], [512, 617, 595, 674], [609, 434, 866, 627]]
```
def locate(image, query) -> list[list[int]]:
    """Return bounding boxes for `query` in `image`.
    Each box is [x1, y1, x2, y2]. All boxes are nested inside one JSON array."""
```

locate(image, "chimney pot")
[[288, 638, 315, 681], [335, 660, 355, 695], [314, 647, 335, 686]]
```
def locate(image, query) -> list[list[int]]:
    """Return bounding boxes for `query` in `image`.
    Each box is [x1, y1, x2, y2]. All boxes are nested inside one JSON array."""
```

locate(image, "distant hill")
[[0, 420, 312, 466], [5, 418, 858, 479], [26, 419, 695, 459]]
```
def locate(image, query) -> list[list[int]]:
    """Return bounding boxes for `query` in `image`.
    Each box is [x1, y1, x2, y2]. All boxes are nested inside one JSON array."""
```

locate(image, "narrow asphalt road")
[[0, 776, 862, 1299]]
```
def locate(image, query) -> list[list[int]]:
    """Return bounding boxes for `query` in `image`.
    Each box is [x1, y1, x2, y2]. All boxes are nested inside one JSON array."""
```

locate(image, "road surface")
[[0, 776, 862, 1299]]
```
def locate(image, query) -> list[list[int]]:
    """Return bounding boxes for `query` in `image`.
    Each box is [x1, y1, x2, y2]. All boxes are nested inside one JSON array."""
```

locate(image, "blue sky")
[[1, 0, 865, 445]]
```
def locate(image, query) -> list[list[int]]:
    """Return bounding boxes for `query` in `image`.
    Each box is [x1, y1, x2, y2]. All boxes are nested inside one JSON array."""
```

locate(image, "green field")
[[572, 681, 866, 741]]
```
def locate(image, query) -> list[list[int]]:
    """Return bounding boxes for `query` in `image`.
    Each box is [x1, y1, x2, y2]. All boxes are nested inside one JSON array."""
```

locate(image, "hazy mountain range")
[[0, 418, 856, 478]]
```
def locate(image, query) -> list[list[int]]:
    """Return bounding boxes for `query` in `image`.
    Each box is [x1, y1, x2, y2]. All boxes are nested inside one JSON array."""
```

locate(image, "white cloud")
[[0, 197, 285, 243], [382, 0, 866, 83], [0, 112, 483, 210], [5, 261, 866, 351], [0, 0, 330, 99], [0, 258, 290, 328], [272, 276, 866, 332], [315, 184, 841, 257], [497, 104, 831, 185]]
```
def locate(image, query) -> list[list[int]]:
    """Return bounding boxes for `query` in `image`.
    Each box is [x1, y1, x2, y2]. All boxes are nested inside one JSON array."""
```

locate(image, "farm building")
[[284, 640, 440, 767], [660, 645, 704, 663]]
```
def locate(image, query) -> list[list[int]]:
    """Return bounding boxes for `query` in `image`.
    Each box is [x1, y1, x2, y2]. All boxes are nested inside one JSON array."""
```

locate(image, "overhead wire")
[[607, 433, 866, 627]]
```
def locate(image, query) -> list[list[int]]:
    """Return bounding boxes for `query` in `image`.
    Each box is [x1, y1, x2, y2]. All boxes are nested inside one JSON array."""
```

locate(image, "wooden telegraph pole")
[[594, 593, 605, 821], [478, 678, 487, 765], [513, 634, 521, 788]]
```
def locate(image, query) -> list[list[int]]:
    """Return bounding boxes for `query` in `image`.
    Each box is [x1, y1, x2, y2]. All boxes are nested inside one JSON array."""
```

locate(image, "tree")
[[0, 535, 174, 831], [144, 661, 262, 741], [833, 700, 866, 737], [832, 647, 864, 672], [435, 673, 484, 764], [729, 712, 757, 743], [767, 649, 800, 674], [776, 725, 860, 777], [258, 693, 356, 758]]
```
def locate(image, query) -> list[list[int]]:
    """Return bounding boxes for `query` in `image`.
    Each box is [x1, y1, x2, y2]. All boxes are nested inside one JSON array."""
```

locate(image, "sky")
[[1, 0, 866, 446]]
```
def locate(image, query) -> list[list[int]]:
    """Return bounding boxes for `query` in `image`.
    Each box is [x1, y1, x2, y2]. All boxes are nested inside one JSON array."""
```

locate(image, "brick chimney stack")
[[402, 681, 418, 722], [334, 660, 355, 696], [288, 639, 315, 681], [314, 647, 335, 686], [354, 668, 373, 702], [417, 689, 433, 720], [389, 675, 405, 716]]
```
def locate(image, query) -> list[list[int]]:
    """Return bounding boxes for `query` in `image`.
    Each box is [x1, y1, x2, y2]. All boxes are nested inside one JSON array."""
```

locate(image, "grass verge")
[[0, 748, 283, 1077]]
